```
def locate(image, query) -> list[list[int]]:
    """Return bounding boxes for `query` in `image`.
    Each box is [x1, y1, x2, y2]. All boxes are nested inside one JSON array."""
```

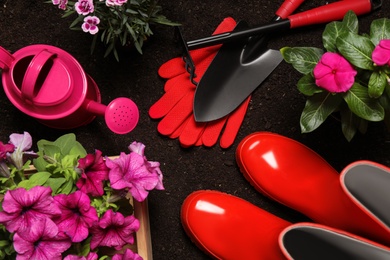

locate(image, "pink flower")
[[53, 191, 98, 242], [0, 141, 14, 177], [112, 249, 143, 260], [82, 16, 100, 35], [0, 141, 14, 160], [52, 0, 68, 10], [0, 186, 61, 233], [105, 0, 127, 6], [13, 218, 71, 260], [90, 209, 139, 250], [75, 0, 94, 15], [313, 52, 357, 93], [106, 152, 160, 201], [8, 131, 36, 170], [64, 252, 98, 260], [76, 150, 109, 197], [372, 39, 390, 66], [129, 141, 164, 190]]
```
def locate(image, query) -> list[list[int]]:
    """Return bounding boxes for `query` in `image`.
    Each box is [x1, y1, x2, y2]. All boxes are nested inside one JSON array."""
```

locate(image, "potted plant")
[[0, 132, 163, 259], [281, 11, 390, 141], [50, 0, 179, 60]]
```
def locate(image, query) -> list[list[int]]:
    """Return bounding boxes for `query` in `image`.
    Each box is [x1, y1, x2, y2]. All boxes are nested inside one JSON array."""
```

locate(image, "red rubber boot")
[[236, 132, 390, 246], [181, 190, 290, 260]]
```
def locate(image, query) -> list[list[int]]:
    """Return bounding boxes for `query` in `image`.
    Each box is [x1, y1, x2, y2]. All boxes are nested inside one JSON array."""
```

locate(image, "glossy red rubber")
[[236, 132, 390, 246], [181, 190, 290, 260]]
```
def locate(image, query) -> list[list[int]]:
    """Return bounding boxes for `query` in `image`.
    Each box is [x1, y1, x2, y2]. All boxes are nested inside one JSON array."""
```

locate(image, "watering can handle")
[[21, 49, 56, 102], [0, 46, 14, 70]]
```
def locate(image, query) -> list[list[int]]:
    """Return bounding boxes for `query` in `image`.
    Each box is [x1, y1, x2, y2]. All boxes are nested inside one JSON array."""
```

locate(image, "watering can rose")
[[313, 52, 357, 93]]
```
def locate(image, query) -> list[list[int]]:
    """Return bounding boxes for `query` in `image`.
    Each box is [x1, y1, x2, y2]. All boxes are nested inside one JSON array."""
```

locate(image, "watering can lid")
[[1, 45, 88, 120]]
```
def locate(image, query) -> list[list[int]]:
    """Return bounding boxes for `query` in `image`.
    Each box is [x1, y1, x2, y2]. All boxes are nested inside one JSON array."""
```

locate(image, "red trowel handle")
[[276, 0, 305, 19], [289, 0, 380, 28]]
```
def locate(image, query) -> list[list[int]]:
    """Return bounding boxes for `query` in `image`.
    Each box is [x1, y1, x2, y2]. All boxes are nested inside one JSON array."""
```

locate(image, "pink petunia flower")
[[313, 52, 357, 93], [0, 141, 14, 177], [63, 252, 98, 260], [106, 152, 160, 202], [129, 141, 164, 190], [112, 248, 143, 260], [0, 186, 61, 233], [90, 209, 139, 250], [13, 218, 72, 260], [75, 0, 94, 15], [53, 191, 98, 242], [82, 16, 100, 35], [0, 141, 14, 160], [7, 131, 36, 170], [372, 39, 390, 66], [52, 0, 68, 10], [76, 149, 109, 197]]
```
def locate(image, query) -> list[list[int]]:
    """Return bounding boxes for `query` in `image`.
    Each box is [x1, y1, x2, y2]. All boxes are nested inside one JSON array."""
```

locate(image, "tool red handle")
[[288, 0, 378, 28], [276, 0, 305, 19]]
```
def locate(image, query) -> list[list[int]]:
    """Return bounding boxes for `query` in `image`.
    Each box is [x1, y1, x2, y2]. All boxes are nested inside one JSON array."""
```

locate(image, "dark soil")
[[1, 1, 390, 259]]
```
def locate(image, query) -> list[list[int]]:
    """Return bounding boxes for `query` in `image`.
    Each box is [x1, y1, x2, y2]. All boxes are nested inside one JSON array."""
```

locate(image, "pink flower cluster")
[[313, 40, 390, 93], [0, 186, 140, 259], [0, 139, 162, 259]]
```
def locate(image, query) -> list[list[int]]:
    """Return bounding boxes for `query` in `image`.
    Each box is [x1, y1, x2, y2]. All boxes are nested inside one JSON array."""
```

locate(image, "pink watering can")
[[0, 44, 139, 134]]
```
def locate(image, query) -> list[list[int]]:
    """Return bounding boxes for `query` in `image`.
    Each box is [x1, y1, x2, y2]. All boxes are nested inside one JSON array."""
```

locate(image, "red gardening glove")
[[149, 17, 251, 148]]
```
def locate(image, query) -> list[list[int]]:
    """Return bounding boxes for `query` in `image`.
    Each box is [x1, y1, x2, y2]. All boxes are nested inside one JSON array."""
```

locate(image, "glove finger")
[[169, 116, 191, 139], [157, 91, 194, 136], [201, 117, 228, 147], [149, 79, 195, 119], [179, 116, 207, 147], [163, 72, 193, 92], [158, 57, 187, 79], [220, 96, 251, 149]]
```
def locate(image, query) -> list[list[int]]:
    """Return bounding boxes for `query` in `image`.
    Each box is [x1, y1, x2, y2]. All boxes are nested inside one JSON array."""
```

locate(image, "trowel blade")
[[193, 41, 283, 122]]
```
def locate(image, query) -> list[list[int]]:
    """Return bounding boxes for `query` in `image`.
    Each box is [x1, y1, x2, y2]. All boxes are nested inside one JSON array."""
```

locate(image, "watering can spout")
[[0, 46, 15, 70], [84, 99, 107, 116]]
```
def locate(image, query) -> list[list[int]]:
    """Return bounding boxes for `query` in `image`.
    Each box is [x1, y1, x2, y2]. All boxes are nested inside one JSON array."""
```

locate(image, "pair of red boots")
[[181, 132, 390, 259]]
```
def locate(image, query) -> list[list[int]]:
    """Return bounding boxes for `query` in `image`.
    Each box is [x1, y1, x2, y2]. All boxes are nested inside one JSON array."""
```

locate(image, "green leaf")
[[336, 32, 375, 70], [58, 179, 74, 194], [54, 134, 78, 155], [341, 11, 359, 34], [342, 83, 384, 121], [323, 21, 344, 52], [340, 107, 359, 142], [300, 92, 343, 133], [297, 74, 323, 96], [370, 18, 390, 45], [44, 177, 67, 194], [368, 71, 388, 98], [280, 47, 324, 75], [322, 11, 358, 52], [17, 172, 51, 190]]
